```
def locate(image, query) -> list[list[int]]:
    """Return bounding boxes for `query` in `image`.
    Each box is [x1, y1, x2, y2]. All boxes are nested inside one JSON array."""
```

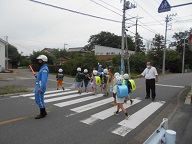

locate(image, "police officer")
[[34, 55, 49, 119]]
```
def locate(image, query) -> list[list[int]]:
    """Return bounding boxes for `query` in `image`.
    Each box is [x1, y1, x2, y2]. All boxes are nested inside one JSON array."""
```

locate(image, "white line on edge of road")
[[156, 84, 184, 88]]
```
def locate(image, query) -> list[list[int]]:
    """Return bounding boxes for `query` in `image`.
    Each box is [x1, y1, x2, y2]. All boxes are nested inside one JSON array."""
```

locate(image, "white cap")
[[36, 55, 48, 62], [93, 70, 97, 75], [114, 72, 120, 77], [84, 69, 88, 73], [58, 68, 63, 73], [116, 76, 123, 85], [103, 69, 108, 74], [77, 67, 81, 72], [123, 73, 129, 79]]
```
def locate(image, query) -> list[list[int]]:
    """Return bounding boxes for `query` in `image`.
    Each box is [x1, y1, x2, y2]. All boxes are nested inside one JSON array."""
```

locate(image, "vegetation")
[[0, 85, 30, 95]]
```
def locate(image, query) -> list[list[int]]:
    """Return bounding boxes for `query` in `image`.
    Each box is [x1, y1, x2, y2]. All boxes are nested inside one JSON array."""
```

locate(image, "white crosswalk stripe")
[[80, 99, 141, 125], [111, 101, 165, 137], [20, 89, 70, 97], [54, 94, 103, 107], [20, 89, 165, 137]]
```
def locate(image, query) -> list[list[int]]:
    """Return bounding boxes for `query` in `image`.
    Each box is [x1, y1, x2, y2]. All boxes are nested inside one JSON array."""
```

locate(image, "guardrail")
[[143, 118, 176, 144]]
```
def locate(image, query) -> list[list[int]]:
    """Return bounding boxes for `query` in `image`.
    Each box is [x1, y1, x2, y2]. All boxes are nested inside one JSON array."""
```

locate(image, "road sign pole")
[[182, 37, 186, 73]]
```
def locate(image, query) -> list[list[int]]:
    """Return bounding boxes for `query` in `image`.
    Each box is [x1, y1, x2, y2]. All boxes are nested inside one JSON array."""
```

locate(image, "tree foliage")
[[135, 33, 145, 53]]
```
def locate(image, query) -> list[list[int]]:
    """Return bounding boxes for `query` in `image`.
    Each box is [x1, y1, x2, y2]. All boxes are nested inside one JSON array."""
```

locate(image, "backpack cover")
[[117, 84, 128, 98], [129, 79, 136, 90], [95, 76, 101, 85]]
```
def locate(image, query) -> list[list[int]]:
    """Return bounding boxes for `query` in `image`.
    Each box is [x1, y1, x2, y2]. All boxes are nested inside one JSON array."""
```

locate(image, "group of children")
[[56, 67, 135, 120]]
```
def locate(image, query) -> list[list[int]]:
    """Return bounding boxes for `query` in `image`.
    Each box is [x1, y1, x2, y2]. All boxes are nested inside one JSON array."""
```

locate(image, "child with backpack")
[[91, 70, 100, 95], [83, 69, 90, 93], [56, 68, 65, 90], [111, 72, 120, 106], [113, 76, 131, 119], [102, 69, 109, 96], [75, 67, 85, 94], [123, 73, 133, 105]]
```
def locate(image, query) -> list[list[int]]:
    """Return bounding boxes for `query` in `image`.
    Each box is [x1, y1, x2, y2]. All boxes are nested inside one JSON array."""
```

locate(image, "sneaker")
[[62, 87, 65, 91], [130, 99, 134, 105], [103, 94, 106, 97], [114, 111, 119, 115], [57, 88, 59, 90], [145, 97, 150, 99], [125, 114, 131, 120]]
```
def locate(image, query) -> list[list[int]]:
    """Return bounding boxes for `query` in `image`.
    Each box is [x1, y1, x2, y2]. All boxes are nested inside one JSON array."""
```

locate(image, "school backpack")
[[95, 76, 101, 85], [129, 79, 136, 90], [117, 85, 129, 98], [57, 73, 64, 80]]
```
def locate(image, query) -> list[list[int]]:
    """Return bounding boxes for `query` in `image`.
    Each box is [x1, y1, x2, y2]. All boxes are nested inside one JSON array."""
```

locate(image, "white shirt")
[[141, 66, 158, 79]]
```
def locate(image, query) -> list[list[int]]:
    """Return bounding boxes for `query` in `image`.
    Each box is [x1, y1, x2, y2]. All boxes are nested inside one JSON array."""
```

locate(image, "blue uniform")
[[98, 66, 103, 76], [35, 64, 49, 108]]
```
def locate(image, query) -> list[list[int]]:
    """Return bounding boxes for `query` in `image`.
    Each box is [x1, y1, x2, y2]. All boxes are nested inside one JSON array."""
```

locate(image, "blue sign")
[[158, 0, 171, 13]]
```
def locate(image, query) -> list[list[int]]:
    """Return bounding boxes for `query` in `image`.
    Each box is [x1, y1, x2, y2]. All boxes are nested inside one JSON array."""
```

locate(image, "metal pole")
[[120, 0, 126, 75], [6, 36, 8, 69], [162, 15, 168, 75], [125, 34, 131, 76], [182, 38, 186, 73]]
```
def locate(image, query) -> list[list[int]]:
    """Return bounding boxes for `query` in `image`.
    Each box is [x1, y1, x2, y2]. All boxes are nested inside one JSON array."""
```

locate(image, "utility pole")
[[162, 15, 168, 75], [162, 14, 176, 74], [64, 43, 68, 49], [5, 36, 8, 69], [135, 17, 138, 53], [120, 0, 136, 75], [120, 0, 126, 75], [182, 33, 187, 73]]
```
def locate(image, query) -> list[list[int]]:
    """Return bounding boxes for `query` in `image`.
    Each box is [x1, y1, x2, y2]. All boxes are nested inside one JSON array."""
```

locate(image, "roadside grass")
[[0, 85, 31, 95]]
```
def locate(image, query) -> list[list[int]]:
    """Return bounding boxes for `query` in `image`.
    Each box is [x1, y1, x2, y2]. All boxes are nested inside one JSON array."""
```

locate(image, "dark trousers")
[[146, 79, 156, 99]]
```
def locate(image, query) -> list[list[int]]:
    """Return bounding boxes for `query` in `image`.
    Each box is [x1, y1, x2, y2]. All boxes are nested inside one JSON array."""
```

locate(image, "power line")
[[29, 0, 121, 23]]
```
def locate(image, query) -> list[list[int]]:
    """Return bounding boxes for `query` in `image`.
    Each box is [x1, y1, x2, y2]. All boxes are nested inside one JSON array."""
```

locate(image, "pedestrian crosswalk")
[[19, 89, 165, 137]]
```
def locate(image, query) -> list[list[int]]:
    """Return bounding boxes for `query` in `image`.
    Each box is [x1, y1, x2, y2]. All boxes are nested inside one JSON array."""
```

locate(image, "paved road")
[[0, 70, 192, 144]]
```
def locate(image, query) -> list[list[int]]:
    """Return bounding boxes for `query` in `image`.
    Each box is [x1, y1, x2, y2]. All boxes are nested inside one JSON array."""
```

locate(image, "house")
[[94, 45, 135, 60], [42, 48, 56, 53], [67, 47, 85, 52], [0, 38, 8, 69], [55, 56, 70, 65]]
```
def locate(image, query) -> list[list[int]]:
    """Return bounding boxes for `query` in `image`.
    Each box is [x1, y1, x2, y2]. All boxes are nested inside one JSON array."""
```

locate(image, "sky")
[[0, 0, 191, 56]]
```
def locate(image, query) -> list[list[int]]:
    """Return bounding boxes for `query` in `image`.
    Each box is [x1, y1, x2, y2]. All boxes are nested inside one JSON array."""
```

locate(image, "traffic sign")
[[158, 0, 171, 13]]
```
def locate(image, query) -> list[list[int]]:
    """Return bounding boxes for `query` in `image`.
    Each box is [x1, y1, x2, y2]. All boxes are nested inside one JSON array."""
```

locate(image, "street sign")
[[158, 0, 171, 13]]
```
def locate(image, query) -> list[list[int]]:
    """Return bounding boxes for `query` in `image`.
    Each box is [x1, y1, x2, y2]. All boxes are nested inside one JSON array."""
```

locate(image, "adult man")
[[138, 62, 158, 101], [34, 55, 49, 119]]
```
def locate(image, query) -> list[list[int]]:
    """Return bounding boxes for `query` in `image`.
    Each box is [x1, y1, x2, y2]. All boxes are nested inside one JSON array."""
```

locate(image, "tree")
[[135, 33, 145, 53], [171, 29, 192, 70], [148, 34, 165, 68], [52, 49, 70, 59], [84, 31, 134, 51]]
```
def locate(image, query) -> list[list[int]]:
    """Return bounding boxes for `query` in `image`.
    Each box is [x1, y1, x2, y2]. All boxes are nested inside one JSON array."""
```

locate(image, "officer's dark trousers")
[[146, 79, 156, 99]]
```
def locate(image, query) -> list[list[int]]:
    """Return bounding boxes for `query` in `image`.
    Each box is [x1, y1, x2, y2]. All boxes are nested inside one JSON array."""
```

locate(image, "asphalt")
[[0, 69, 192, 144]]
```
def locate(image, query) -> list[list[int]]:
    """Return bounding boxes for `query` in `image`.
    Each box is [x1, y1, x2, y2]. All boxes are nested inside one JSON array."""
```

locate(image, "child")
[[75, 67, 84, 94], [83, 69, 90, 92], [91, 70, 100, 95], [56, 68, 65, 90], [102, 69, 109, 96], [123, 73, 133, 105], [114, 76, 131, 119], [111, 72, 120, 106]]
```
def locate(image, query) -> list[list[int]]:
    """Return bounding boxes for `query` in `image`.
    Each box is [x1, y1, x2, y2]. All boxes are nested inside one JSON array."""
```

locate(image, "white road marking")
[[54, 94, 103, 107], [156, 84, 184, 88], [20, 89, 70, 97], [81, 99, 141, 125], [30, 90, 76, 99], [68, 97, 113, 115], [111, 101, 165, 137], [48, 79, 73, 84], [44, 92, 92, 103]]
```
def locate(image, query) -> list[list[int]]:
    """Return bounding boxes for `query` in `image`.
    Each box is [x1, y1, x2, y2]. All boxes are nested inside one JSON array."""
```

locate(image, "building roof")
[[0, 38, 8, 44], [42, 48, 56, 53], [67, 47, 84, 52]]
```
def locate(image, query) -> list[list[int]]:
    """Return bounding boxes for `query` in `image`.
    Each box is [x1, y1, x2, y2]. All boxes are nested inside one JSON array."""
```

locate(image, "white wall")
[[0, 41, 6, 68], [94, 45, 135, 55]]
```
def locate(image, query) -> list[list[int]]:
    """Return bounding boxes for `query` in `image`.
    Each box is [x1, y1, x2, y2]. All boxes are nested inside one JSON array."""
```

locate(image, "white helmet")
[[84, 69, 88, 73], [116, 76, 123, 85], [58, 68, 63, 73], [36, 55, 48, 62], [77, 67, 81, 72], [114, 72, 120, 77], [103, 69, 108, 74], [123, 73, 129, 79], [93, 70, 97, 75]]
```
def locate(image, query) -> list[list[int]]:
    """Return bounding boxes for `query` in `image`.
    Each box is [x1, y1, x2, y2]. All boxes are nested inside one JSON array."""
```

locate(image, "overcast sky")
[[0, 0, 191, 55]]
